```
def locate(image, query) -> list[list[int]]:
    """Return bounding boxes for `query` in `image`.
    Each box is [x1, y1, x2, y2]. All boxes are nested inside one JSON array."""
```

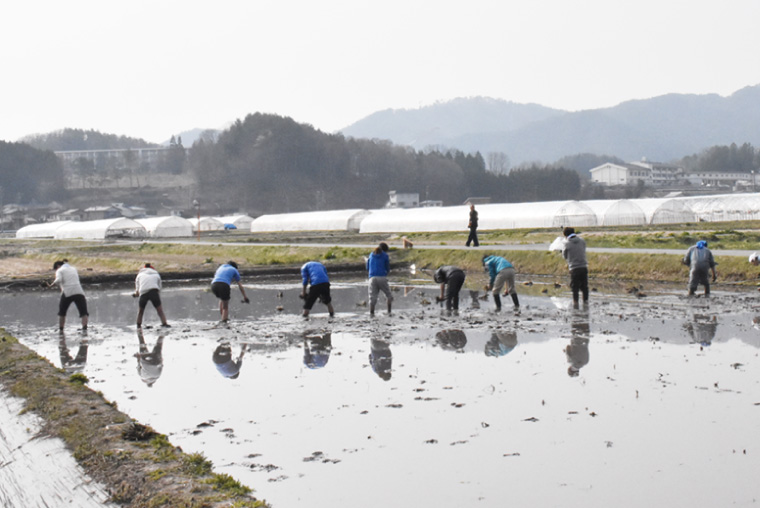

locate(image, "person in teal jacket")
[[482, 254, 519, 312]]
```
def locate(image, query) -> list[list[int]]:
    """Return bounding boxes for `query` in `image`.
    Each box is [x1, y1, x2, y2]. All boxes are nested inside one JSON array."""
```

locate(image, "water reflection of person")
[[485, 331, 517, 357], [685, 314, 718, 346], [565, 308, 590, 377], [369, 337, 392, 381], [213, 341, 249, 379], [303, 332, 332, 369], [435, 329, 468, 351], [135, 329, 165, 387], [58, 332, 89, 374]]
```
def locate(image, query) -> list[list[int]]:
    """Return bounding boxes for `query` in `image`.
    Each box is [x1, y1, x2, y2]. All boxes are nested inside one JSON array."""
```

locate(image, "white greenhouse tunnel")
[[251, 209, 370, 232], [53, 218, 147, 240], [188, 217, 225, 232], [135, 216, 194, 238], [215, 215, 254, 230], [14, 193, 760, 240], [15, 220, 72, 239]]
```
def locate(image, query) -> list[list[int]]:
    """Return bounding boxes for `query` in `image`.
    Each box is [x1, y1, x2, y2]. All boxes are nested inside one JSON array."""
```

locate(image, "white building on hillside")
[[590, 160, 684, 186]]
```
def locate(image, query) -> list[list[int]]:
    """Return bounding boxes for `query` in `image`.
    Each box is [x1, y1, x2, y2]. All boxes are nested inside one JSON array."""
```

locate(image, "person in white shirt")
[[133, 263, 170, 328], [49, 260, 88, 332]]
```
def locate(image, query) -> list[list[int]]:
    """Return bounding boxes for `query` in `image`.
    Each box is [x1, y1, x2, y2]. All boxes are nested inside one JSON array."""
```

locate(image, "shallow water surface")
[[4, 279, 760, 507]]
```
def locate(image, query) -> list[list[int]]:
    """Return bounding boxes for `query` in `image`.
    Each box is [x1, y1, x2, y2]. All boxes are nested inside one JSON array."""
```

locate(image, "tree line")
[[185, 113, 581, 214], [0, 141, 66, 204], [679, 143, 760, 173]]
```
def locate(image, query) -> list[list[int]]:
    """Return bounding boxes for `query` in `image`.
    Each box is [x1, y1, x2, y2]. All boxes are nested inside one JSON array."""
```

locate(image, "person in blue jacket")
[[366, 242, 392, 316], [210, 261, 249, 322], [482, 254, 520, 312], [300, 261, 335, 319]]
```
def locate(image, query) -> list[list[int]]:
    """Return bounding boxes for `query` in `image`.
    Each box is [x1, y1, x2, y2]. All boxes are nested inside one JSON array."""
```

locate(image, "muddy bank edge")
[[0, 328, 269, 508]]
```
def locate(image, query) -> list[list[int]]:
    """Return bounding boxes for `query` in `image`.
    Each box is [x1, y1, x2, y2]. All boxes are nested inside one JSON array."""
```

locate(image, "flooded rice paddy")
[[3, 276, 760, 507]]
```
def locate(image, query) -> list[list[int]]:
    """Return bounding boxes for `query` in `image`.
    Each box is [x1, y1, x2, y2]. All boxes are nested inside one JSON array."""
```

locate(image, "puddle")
[[3, 278, 760, 507]]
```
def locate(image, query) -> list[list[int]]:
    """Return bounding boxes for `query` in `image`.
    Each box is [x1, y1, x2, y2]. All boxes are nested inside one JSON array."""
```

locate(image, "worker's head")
[[433, 267, 445, 284], [144, 262, 153, 269], [227, 261, 238, 269], [52, 260, 64, 270], [563, 227, 575, 237], [696, 240, 708, 249], [750, 252, 760, 266]]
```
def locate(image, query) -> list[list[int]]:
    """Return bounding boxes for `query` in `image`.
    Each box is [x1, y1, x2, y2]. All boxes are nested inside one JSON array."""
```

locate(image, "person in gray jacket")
[[561, 227, 588, 307], [683, 240, 717, 296]]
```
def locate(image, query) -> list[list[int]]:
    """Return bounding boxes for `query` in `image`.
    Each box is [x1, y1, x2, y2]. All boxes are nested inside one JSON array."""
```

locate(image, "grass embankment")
[[2, 223, 760, 288], [0, 328, 267, 508]]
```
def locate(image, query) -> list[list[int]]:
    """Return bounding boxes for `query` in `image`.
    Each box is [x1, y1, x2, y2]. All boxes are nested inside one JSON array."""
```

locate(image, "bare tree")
[[487, 152, 511, 175]]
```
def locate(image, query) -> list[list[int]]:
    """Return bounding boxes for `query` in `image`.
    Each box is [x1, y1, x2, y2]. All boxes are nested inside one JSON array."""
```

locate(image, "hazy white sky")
[[2, 0, 759, 144]]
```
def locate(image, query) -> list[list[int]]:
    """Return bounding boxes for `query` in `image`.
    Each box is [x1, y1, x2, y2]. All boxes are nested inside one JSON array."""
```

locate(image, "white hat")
[[749, 252, 760, 263]]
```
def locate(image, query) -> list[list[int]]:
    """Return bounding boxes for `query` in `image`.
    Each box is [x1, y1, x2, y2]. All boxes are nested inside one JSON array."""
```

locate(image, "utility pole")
[[193, 199, 200, 241]]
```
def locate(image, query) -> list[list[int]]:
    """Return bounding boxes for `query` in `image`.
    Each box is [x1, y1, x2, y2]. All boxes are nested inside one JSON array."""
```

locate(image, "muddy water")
[[4, 278, 760, 507]]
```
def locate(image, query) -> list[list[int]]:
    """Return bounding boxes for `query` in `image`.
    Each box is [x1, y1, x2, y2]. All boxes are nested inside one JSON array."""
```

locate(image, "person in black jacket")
[[466, 204, 479, 247]]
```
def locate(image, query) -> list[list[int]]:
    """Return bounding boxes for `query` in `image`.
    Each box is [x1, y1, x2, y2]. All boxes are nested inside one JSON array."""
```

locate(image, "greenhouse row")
[[16, 215, 255, 239], [15, 194, 760, 239], [251, 194, 760, 233]]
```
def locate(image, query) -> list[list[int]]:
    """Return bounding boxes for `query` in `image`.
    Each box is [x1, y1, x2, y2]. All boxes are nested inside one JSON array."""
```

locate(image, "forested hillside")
[[185, 113, 581, 214], [0, 141, 66, 203], [22, 128, 158, 151]]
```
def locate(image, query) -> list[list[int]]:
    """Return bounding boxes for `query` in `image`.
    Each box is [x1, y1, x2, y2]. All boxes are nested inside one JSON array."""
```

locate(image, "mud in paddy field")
[[3, 275, 760, 508]]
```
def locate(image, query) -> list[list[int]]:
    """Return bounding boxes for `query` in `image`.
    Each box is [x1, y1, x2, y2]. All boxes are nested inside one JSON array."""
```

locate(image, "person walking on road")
[[466, 204, 479, 247]]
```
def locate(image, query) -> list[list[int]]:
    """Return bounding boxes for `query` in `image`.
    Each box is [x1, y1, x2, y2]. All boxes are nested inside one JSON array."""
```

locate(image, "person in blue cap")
[[300, 261, 335, 319], [682, 240, 717, 296], [482, 254, 519, 312]]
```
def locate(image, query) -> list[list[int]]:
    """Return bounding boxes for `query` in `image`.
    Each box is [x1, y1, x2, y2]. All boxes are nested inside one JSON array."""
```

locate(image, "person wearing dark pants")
[[300, 261, 335, 319], [683, 240, 717, 297], [561, 227, 589, 308], [466, 204, 479, 247], [49, 260, 89, 332], [210, 261, 250, 322], [133, 263, 170, 328], [434, 265, 466, 314]]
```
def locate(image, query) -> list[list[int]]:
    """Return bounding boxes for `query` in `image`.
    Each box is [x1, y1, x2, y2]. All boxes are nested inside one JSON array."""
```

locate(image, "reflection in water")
[[135, 330, 165, 387], [565, 308, 590, 377], [369, 337, 392, 381], [685, 314, 718, 346], [485, 331, 517, 357], [58, 332, 89, 374], [303, 331, 332, 369], [213, 342, 249, 379], [435, 329, 468, 351]]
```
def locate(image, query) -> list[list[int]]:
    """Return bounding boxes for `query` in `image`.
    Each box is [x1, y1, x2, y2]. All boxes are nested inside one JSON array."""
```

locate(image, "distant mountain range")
[[339, 85, 760, 166]]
